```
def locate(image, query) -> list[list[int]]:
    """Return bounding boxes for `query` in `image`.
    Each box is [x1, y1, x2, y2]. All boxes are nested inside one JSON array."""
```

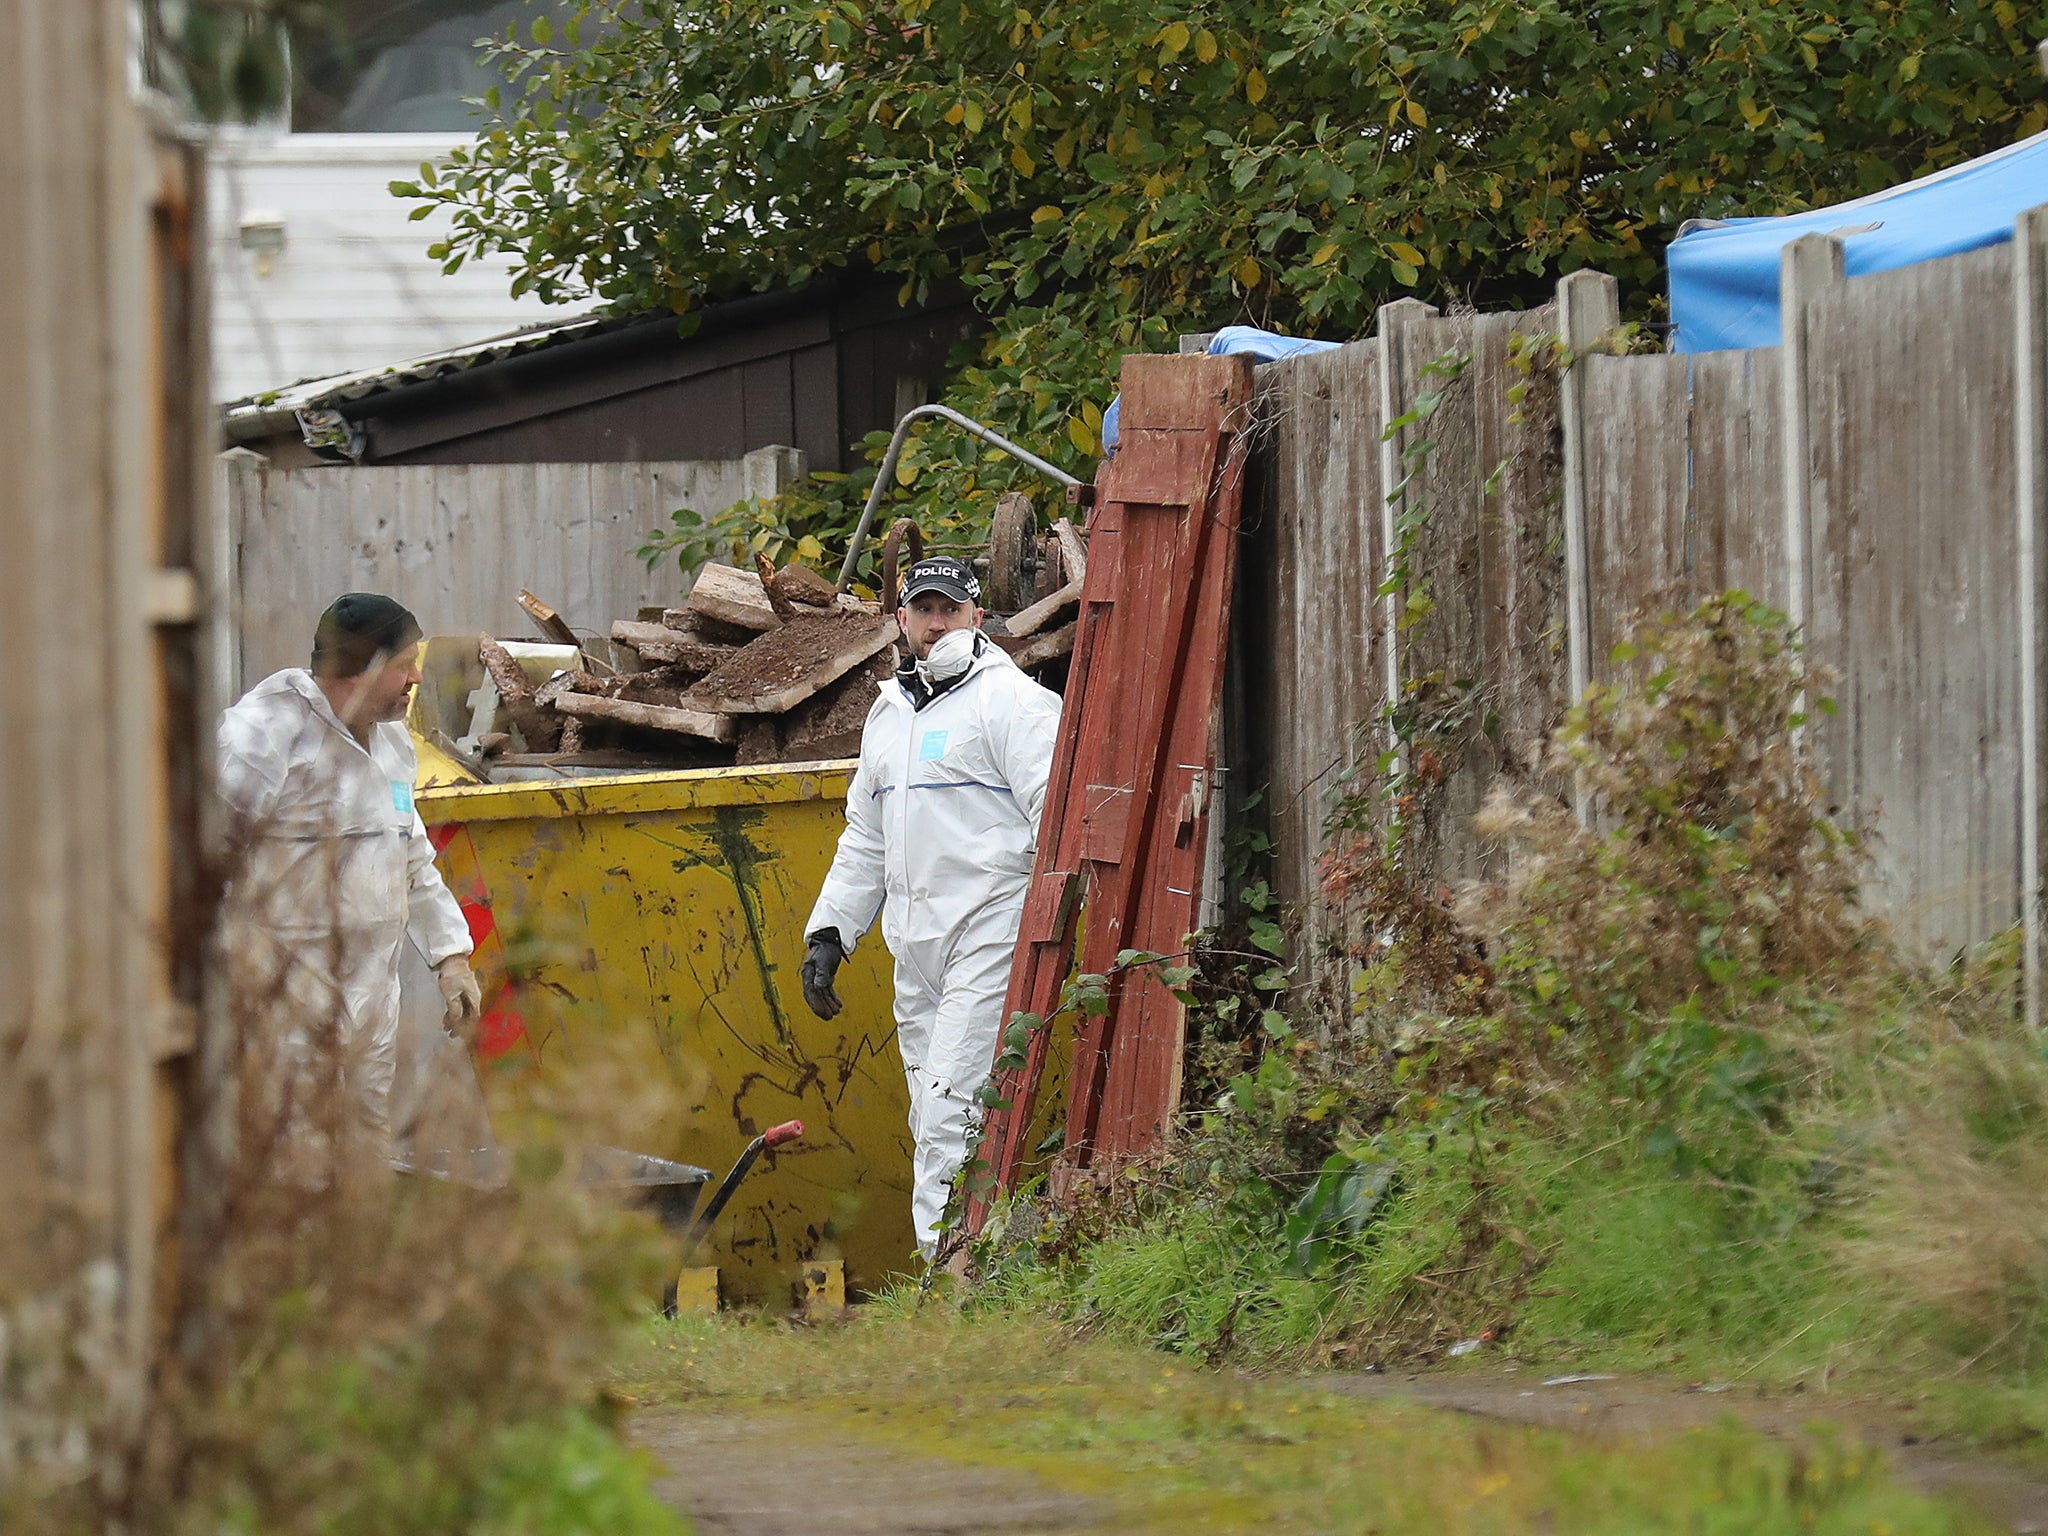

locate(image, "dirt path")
[[636, 1410, 1108, 1536], [632, 1354, 2048, 1534], [1328, 1367, 2048, 1534]]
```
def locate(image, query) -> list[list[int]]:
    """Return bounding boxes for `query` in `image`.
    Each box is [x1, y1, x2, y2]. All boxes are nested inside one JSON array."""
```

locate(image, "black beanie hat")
[[311, 593, 423, 678]]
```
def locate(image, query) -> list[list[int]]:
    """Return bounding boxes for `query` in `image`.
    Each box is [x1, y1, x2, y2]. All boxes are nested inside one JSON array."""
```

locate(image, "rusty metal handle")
[[838, 404, 1081, 592], [690, 1121, 806, 1243]]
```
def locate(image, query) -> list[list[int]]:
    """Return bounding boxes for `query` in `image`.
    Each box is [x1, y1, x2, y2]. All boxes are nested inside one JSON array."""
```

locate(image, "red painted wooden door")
[[974, 351, 1253, 1212]]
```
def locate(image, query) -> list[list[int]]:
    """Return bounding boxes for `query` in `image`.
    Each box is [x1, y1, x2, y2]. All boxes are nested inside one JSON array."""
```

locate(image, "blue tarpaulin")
[[1667, 131, 2048, 354]]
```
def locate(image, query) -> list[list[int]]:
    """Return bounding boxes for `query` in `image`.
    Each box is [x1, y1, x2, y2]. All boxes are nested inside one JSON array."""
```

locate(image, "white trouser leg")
[[890, 955, 946, 1257], [896, 892, 1027, 1257]]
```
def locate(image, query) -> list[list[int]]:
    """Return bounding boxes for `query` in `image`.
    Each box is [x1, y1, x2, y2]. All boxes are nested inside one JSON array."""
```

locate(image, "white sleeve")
[[805, 738, 889, 951], [216, 704, 290, 825], [405, 812, 473, 967], [992, 676, 1063, 835]]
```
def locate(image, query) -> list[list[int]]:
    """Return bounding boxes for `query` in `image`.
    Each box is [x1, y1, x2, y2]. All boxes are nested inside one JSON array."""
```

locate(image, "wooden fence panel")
[[1395, 306, 1565, 881], [1252, 341, 1387, 969], [1580, 351, 1692, 664], [1687, 348, 1787, 604], [1580, 346, 1788, 663], [1802, 243, 2022, 955], [3, 0, 215, 1473], [228, 451, 799, 686]]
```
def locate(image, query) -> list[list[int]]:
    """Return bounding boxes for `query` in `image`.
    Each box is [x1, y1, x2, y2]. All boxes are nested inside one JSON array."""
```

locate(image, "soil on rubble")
[[684, 611, 892, 709]]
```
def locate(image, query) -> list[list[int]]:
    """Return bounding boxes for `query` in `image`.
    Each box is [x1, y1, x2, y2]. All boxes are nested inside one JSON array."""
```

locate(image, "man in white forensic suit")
[[217, 593, 480, 1163], [800, 556, 1062, 1257]]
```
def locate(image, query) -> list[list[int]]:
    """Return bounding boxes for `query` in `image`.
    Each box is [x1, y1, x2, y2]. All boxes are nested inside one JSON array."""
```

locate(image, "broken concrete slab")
[[555, 691, 737, 744], [683, 611, 899, 716], [685, 561, 782, 632], [611, 619, 740, 672]]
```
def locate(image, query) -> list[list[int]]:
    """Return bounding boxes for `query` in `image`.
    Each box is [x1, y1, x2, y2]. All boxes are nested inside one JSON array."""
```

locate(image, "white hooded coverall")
[[806, 638, 1062, 1253], [217, 669, 473, 1153]]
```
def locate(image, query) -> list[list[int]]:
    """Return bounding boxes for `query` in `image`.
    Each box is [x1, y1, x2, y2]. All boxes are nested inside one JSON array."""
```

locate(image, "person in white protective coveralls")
[[801, 554, 1062, 1258], [217, 593, 482, 1164]]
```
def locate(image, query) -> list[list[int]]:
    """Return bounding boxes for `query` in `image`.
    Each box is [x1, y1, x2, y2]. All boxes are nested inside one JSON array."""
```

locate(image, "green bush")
[[974, 593, 2044, 1411]]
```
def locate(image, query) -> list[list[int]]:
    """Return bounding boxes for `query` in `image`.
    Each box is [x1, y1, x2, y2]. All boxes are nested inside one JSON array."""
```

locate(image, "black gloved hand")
[[801, 929, 846, 1019]]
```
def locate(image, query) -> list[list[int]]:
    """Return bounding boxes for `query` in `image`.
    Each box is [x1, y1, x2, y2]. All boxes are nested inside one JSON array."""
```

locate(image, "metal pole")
[[837, 404, 1081, 592]]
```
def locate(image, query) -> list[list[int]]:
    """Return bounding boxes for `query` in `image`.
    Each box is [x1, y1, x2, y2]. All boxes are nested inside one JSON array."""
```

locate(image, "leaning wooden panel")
[[973, 352, 1254, 1204], [1801, 243, 2021, 956]]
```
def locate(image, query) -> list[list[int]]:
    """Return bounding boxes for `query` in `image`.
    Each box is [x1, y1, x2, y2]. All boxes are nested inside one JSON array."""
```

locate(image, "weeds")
[[616, 1309, 1974, 1536], [969, 592, 2048, 1438], [3, 814, 686, 1536]]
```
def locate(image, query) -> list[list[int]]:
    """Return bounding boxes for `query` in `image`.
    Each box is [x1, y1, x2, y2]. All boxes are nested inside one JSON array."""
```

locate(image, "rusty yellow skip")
[[415, 763, 916, 1301]]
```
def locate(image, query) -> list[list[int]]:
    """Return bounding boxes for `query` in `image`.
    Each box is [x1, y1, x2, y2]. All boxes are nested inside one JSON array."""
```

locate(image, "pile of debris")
[[455, 533, 1082, 779]]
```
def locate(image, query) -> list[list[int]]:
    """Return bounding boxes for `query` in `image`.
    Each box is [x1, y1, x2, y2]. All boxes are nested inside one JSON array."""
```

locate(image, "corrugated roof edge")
[[220, 306, 619, 445]]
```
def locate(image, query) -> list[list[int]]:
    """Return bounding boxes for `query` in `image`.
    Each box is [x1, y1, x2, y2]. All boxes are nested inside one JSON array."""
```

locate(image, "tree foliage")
[[407, 0, 2042, 573], [142, 0, 339, 121]]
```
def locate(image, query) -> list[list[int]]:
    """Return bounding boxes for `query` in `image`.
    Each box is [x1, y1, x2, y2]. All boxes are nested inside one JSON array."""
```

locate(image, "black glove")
[[801, 930, 846, 1019]]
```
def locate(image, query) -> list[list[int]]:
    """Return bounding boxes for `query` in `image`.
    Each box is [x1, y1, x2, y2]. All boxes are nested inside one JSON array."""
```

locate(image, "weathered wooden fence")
[[1249, 207, 2048, 1021], [3, 2, 221, 1483], [221, 445, 804, 688]]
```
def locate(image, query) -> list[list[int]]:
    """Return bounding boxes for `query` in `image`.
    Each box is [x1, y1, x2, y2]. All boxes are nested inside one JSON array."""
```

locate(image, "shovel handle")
[[690, 1121, 807, 1244]]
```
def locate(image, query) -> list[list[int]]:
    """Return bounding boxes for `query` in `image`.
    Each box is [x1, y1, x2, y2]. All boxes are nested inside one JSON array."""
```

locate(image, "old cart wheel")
[[987, 493, 1038, 613], [881, 518, 924, 608], [1037, 533, 1066, 602]]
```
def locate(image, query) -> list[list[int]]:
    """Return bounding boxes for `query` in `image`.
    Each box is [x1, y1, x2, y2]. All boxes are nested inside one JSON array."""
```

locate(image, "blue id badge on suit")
[[919, 730, 950, 761]]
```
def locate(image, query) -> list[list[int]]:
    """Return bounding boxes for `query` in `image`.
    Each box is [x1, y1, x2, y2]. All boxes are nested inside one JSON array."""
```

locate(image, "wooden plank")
[[997, 622, 1076, 671], [2019, 207, 2048, 1031], [554, 690, 737, 743], [1003, 577, 1082, 638], [1558, 270, 1622, 708], [1579, 350, 1692, 670], [1689, 349, 1786, 601], [518, 589, 581, 648], [1052, 518, 1088, 585]]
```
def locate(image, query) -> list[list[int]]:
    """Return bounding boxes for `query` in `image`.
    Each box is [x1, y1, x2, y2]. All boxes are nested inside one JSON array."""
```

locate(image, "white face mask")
[[918, 626, 979, 687]]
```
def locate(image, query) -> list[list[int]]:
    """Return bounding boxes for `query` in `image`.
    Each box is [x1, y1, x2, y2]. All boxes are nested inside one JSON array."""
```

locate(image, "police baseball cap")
[[899, 555, 982, 605]]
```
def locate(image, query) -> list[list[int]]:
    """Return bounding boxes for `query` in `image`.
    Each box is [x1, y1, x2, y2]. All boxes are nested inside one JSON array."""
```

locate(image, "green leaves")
[[405, 0, 2039, 556], [1284, 1151, 1393, 1277]]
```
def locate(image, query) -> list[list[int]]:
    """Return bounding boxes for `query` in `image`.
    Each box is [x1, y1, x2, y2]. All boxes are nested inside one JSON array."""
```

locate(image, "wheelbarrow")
[[393, 1118, 804, 1312]]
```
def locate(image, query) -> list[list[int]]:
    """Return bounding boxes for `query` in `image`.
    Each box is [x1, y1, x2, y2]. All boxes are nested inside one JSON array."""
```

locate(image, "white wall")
[[208, 131, 578, 404]]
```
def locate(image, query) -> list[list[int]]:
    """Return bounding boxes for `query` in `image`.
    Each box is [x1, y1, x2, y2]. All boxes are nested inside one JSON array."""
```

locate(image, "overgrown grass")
[[617, 1308, 1989, 1535], [960, 594, 2048, 1453], [3, 832, 692, 1536]]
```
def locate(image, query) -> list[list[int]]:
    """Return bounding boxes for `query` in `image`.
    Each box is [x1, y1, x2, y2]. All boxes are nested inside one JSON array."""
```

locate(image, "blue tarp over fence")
[[1666, 130, 2048, 354]]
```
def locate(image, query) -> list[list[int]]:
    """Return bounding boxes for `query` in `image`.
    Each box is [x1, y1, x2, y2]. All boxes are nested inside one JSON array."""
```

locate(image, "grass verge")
[[619, 1307, 1991, 1535]]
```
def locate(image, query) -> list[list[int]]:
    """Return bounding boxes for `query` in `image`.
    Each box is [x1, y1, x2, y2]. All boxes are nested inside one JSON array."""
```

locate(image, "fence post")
[[215, 448, 266, 702], [1556, 269, 1621, 721], [2017, 208, 2048, 1034], [1374, 296, 1439, 770], [741, 443, 806, 501], [1777, 234, 1845, 642]]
